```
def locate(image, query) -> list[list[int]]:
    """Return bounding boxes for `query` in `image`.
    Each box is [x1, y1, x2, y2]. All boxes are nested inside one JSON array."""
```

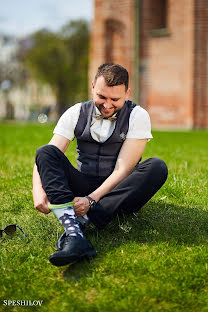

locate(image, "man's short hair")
[[94, 63, 129, 91]]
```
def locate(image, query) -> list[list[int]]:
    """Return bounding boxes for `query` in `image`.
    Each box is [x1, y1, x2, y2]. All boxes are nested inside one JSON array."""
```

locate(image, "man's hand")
[[73, 197, 90, 217], [33, 187, 51, 214]]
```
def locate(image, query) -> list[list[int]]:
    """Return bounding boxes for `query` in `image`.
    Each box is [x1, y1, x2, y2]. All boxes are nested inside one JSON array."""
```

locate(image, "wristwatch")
[[85, 196, 96, 210]]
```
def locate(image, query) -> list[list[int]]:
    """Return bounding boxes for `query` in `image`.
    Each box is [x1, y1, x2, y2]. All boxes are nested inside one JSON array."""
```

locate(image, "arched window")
[[105, 19, 125, 64]]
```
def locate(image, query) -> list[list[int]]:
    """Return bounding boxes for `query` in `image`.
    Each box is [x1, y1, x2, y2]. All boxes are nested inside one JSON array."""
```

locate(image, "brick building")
[[90, 0, 208, 128]]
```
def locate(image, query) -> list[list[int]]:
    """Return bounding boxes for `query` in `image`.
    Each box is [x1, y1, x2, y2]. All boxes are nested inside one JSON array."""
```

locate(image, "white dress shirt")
[[53, 102, 153, 143]]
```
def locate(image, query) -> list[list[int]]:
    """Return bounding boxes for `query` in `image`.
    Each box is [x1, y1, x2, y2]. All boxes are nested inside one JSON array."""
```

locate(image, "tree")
[[0, 43, 28, 119], [60, 20, 89, 107], [23, 20, 89, 117]]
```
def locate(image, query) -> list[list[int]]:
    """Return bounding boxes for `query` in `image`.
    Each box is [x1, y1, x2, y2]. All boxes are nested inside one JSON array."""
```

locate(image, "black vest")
[[74, 99, 136, 177]]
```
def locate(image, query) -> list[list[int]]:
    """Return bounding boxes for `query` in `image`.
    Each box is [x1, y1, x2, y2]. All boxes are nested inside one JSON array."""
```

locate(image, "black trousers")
[[35, 145, 168, 229]]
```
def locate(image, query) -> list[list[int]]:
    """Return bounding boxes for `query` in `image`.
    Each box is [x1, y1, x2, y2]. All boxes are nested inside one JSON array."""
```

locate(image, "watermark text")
[[3, 300, 43, 307]]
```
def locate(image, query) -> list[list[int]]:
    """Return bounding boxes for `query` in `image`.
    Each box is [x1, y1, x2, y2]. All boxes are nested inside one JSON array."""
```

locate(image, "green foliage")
[[26, 31, 71, 88], [23, 19, 89, 116], [1, 123, 208, 311]]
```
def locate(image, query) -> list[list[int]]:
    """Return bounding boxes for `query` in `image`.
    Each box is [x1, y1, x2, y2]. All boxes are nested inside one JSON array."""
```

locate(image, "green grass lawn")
[[1, 122, 208, 312]]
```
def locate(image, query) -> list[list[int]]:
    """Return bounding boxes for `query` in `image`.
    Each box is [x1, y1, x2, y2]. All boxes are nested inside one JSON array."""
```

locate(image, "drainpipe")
[[134, 0, 140, 105]]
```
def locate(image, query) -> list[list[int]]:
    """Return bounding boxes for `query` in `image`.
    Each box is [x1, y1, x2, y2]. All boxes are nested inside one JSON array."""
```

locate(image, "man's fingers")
[[35, 203, 50, 214], [73, 199, 83, 209], [73, 197, 80, 203], [75, 209, 85, 217], [74, 205, 85, 216], [41, 208, 51, 214]]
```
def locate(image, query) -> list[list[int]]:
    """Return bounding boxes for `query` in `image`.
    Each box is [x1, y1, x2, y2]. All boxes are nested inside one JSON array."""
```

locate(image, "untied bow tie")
[[95, 114, 117, 121]]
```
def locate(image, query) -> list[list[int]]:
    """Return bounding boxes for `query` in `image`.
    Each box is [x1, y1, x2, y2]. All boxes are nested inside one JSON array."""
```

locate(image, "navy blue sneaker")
[[50, 235, 96, 267]]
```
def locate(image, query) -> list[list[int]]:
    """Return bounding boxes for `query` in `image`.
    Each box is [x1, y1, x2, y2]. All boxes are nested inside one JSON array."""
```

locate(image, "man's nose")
[[103, 100, 112, 108]]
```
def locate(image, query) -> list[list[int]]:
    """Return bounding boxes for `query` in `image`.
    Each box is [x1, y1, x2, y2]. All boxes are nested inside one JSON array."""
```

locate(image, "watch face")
[[90, 200, 95, 207], [90, 200, 96, 208]]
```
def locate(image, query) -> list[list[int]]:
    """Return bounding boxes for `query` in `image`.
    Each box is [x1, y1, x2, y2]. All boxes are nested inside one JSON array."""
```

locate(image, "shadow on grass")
[[63, 201, 208, 282], [63, 259, 96, 283]]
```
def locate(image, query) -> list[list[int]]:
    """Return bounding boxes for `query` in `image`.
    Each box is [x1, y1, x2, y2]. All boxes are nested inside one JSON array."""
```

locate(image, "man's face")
[[92, 76, 130, 118]]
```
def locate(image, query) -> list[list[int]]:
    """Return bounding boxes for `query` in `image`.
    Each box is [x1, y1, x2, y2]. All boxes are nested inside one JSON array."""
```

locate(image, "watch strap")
[[85, 196, 96, 208]]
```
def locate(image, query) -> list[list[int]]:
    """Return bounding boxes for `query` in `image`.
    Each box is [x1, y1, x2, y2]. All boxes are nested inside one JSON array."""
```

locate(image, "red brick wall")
[[193, 0, 208, 127], [90, 0, 207, 128], [143, 0, 195, 128]]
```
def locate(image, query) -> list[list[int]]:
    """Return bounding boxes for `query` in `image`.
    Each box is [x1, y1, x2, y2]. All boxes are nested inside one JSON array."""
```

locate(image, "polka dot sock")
[[49, 202, 84, 238], [59, 213, 83, 237]]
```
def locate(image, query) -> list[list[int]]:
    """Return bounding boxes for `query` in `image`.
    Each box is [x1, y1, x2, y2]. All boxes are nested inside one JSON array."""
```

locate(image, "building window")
[[148, 0, 170, 37], [151, 0, 167, 29], [105, 19, 125, 64]]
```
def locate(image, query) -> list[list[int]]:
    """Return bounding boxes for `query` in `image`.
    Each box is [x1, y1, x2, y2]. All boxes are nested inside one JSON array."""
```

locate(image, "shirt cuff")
[[53, 129, 74, 141], [126, 133, 153, 141]]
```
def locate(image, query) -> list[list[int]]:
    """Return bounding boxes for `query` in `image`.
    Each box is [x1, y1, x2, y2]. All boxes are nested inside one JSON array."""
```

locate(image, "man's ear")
[[125, 88, 131, 100], [91, 81, 95, 97]]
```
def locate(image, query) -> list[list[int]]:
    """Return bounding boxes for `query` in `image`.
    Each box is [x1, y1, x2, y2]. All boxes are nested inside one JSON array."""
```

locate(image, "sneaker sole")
[[49, 250, 96, 267]]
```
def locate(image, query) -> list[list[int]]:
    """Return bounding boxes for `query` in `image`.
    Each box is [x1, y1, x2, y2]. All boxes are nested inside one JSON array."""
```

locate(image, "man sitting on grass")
[[32, 63, 168, 267]]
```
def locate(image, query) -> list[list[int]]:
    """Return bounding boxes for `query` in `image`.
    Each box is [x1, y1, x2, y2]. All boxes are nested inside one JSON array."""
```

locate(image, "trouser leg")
[[35, 145, 101, 204], [88, 158, 168, 229], [36, 146, 168, 230]]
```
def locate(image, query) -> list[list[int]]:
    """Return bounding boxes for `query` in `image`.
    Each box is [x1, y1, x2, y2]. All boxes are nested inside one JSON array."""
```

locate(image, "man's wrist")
[[85, 196, 97, 209], [88, 192, 100, 202]]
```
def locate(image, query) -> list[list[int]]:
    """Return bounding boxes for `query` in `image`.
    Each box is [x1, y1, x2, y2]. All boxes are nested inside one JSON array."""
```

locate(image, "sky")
[[0, 0, 93, 38]]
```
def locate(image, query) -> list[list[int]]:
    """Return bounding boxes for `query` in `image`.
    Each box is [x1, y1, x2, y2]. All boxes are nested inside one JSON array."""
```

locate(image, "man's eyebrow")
[[96, 93, 121, 101], [96, 93, 105, 98], [111, 97, 121, 101]]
